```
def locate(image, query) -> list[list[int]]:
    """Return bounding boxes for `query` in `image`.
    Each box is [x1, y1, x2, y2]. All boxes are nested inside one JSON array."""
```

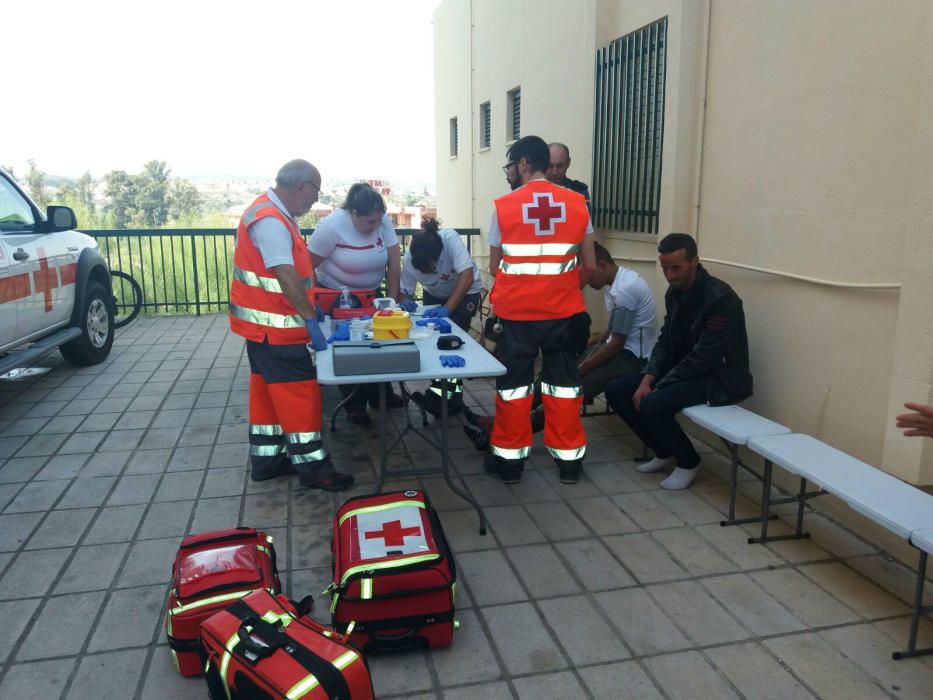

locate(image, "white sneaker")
[[636, 456, 676, 473], [660, 466, 700, 490]]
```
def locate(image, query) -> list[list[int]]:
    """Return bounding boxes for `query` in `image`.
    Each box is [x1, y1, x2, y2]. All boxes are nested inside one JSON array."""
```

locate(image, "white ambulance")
[[0, 168, 114, 375]]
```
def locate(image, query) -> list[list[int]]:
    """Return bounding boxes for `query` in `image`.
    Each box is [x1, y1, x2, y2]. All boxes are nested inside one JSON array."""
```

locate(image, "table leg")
[[375, 382, 387, 493], [438, 378, 487, 535]]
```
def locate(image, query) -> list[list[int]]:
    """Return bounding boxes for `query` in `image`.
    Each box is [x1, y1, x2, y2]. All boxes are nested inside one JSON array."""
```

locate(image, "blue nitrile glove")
[[327, 320, 350, 343], [314, 303, 326, 322], [439, 355, 465, 368], [423, 306, 450, 319], [415, 319, 433, 327], [399, 299, 418, 313], [434, 319, 452, 334], [305, 319, 328, 351]]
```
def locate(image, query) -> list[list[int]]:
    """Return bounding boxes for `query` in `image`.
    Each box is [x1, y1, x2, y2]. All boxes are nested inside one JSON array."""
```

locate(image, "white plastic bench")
[[747, 433, 933, 660], [681, 404, 790, 527]]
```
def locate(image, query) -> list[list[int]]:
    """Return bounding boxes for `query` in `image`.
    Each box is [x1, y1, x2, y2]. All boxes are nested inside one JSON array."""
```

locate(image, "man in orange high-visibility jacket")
[[229, 159, 353, 491], [487, 136, 597, 485]]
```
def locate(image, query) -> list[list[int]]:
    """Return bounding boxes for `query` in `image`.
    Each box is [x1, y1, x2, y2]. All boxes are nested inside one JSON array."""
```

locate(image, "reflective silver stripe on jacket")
[[498, 385, 534, 402], [233, 267, 314, 293], [498, 259, 579, 275], [291, 448, 329, 464], [230, 303, 304, 329], [547, 445, 586, 461], [284, 431, 322, 444], [250, 444, 286, 457], [491, 445, 531, 460], [501, 242, 579, 257], [540, 383, 583, 399], [250, 424, 283, 437]]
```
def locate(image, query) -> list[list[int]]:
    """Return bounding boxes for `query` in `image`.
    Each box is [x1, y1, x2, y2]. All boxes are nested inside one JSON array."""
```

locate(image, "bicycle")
[[110, 269, 143, 329]]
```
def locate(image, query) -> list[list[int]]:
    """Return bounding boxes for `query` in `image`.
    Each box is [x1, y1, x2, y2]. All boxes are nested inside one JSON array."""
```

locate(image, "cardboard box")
[[332, 341, 421, 376]]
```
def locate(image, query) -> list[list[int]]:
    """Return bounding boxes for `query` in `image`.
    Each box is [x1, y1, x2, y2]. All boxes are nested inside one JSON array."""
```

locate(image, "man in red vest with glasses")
[[229, 159, 353, 491], [487, 136, 597, 484]]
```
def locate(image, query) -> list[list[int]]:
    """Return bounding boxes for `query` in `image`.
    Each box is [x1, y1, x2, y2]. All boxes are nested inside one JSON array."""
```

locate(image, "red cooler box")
[[329, 490, 457, 652], [200, 589, 374, 700], [166, 527, 280, 676]]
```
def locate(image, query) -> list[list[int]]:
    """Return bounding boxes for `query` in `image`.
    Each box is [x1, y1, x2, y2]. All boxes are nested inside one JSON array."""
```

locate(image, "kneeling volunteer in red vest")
[[487, 136, 596, 485], [229, 159, 353, 491]]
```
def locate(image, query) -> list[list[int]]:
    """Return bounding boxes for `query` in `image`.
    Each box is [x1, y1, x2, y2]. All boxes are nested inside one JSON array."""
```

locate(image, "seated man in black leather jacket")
[[605, 233, 752, 490]]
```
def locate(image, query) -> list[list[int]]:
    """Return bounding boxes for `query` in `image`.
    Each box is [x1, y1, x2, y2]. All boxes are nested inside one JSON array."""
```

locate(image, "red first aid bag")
[[200, 589, 374, 700], [166, 527, 280, 676], [329, 490, 457, 652]]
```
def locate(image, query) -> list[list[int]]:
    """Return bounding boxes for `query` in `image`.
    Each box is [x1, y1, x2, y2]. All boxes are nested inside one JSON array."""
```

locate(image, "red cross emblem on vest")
[[522, 192, 566, 236], [33, 247, 59, 313], [364, 520, 421, 547]]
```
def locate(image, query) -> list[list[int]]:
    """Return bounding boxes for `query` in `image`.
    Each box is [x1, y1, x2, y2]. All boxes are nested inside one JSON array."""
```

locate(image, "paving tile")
[[513, 671, 587, 699], [0, 456, 46, 483], [367, 649, 434, 695], [485, 505, 546, 546], [525, 501, 590, 541], [643, 651, 740, 699], [482, 601, 567, 675], [440, 509, 500, 553], [3, 479, 69, 513], [124, 448, 173, 475], [707, 641, 818, 699], [66, 648, 147, 699], [848, 554, 933, 607], [242, 491, 289, 529], [166, 445, 213, 472], [567, 496, 639, 535], [140, 644, 205, 699], [14, 432, 68, 458], [612, 491, 684, 530], [0, 512, 44, 551], [0, 547, 72, 598], [118, 537, 179, 588], [88, 584, 165, 650], [430, 608, 502, 686], [457, 549, 526, 605], [578, 660, 664, 700], [58, 430, 108, 454], [78, 411, 122, 431], [79, 450, 131, 477], [701, 574, 807, 637], [178, 424, 219, 446], [594, 588, 691, 656], [694, 523, 785, 570], [24, 508, 95, 549], [0, 658, 77, 698], [55, 542, 129, 593], [764, 633, 891, 700], [750, 567, 861, 627], [554, 538, 635, 590], [442, 682, 512, 700], [0, 598, 43, 661], [107, 474, 161, 506], [151, 408, 191, 428], [137, 500, 196, 539], [190, 496, 242, 533], [462, 475, 519, 507], [57, 476, 117, 509], [505, 544, 580, 598], [603, 532, 687, 584], [34, 453, 90, 480], [210, 443, 249, 468], [538, 595, 630, 665], [201, 467, 246, 498], [290, 523, 331, 570], [17, 590, 106, 660], [652, 527, 738, 576], [799, 513, 877, 559], [83, 504, 147, 544], [585, 463, 645, 494], [139, 427, 183, 451], [648, 580, 751, 645], [0, 482, 22, 511], [154, 470, 205, 502], [797, 561, 909, 618]]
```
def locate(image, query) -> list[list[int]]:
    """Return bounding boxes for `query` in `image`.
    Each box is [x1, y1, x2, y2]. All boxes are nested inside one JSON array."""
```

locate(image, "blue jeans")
[[605, 372, 708, 469]]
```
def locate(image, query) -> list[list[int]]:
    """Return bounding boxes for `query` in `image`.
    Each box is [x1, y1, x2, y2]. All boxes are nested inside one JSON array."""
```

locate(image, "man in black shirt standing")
[[547, 142, 591, 210], [605, 233, 753, 490]]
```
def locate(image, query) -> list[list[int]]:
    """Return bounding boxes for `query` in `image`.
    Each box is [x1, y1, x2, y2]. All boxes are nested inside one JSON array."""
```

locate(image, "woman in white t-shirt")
[[308, 183, 402, 424]]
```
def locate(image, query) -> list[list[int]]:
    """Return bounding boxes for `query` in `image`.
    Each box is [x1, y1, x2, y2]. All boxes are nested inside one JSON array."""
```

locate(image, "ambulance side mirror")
[[47, 206, 77, 232]]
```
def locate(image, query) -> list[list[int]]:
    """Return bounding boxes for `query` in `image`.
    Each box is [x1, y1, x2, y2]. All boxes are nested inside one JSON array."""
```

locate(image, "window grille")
[[592, 17, 667, 233], [449, 117, 458, 157], [508, 88, 521, 141], [480, 102, 491, 149]]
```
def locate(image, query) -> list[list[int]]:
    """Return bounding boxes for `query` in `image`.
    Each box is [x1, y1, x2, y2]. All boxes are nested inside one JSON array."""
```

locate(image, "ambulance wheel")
[[61, 281, 115, 366]]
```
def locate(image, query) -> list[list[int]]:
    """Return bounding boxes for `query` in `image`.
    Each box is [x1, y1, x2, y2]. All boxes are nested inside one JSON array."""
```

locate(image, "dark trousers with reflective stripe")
[[246, 339, 333, 484], [423, 290, 481, 404], [490, 317, 586, 467]]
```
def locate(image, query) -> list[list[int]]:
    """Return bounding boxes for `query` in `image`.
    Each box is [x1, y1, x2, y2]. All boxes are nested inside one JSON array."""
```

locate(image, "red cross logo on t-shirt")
[[376, 237, 384, 248], [439, 272, 450, 281], [364, 520, 421, 547], [522, 192, 566, 236], [33, 247, 59, 313]]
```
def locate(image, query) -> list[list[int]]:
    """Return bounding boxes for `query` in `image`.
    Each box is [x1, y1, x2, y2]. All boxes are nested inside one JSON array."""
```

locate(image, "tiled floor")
[[1, 315, 931, 699]]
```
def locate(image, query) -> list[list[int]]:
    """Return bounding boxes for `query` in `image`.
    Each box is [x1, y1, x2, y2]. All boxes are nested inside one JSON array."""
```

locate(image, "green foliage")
[[26, 159, 48, 207], [168, 178, 203, 225]]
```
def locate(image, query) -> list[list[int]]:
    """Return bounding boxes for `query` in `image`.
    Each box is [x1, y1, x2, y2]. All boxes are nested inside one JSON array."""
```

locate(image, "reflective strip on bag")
[[220, 631, 241, 700], [360, 577, 373, 599], [291, 447, 328, 464], [285, 650, 360, 700], [490, 445, 531, 460], [169, 589, 253, 615], [284, 431, 323, 444], [337, 499, 425, 526], [540, 383, 582, 399], [233, 267, 313, 294], [428, 383, 463, 396], [501, 242, 579, 256], [250, 444, 286, 457], [260, 610, 293, 627], [497, 385, 534, 402], [339, 553, 440, 589], [547, 445, 586, 460], [250, 424, 283, 437], [230, 303, 305, 329], [498, 259, 578, 275]]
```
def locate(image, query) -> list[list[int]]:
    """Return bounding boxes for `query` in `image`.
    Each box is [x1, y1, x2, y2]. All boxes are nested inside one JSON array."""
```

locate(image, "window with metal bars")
[[507, 88, 521, 141], [480, 102, 491, 149], [591, 18, 667, 233], [449, 117, 458, 157]]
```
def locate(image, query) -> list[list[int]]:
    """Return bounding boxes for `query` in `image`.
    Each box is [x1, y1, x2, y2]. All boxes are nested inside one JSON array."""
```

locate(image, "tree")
[[76, 171, 96, 217], [133, 160, 171, 227], [103, 170, 137, 229], [2, 165, 14, 178], [26, 159, 48, 207], [168, 178, 203, 224]]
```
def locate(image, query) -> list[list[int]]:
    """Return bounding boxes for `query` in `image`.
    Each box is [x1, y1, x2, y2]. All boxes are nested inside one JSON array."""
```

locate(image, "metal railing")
[[86, 227, 481, 316]]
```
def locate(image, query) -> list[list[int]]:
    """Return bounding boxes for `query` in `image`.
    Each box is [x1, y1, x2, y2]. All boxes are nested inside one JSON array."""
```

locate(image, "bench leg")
[[893, 551, 932, 660], [748, 464, 813, 544], [719, 441, 777, 528], [748, 459, 774, 544]]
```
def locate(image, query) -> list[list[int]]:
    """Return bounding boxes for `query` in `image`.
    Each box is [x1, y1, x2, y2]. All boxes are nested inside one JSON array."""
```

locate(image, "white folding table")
[[315, 327, 505, 534]]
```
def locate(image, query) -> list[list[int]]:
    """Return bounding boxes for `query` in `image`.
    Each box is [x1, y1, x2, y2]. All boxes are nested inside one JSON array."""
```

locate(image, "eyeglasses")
[[501, 162, 517, 175], [301, 180, 322, 195]]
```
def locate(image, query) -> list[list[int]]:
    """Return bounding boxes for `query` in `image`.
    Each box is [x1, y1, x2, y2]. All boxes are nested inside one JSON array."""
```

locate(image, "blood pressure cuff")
[[608, 307, 636, 337]]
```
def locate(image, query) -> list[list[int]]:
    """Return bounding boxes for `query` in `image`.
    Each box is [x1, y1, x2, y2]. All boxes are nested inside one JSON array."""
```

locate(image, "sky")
[[3, 0, 441, 185]]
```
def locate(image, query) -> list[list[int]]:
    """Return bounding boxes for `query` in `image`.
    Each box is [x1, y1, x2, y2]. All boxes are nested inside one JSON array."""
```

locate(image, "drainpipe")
[[469, 0, 476, 230], [691, 0, 712, 244]]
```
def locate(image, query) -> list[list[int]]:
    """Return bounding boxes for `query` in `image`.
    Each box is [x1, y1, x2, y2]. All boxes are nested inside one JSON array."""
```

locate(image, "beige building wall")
[[434, 0, 933, 483]]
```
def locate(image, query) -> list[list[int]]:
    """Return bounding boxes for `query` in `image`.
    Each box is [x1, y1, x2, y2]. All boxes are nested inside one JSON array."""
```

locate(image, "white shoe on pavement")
[[660, 466, 700, 490], [636, 456, 676, 473]]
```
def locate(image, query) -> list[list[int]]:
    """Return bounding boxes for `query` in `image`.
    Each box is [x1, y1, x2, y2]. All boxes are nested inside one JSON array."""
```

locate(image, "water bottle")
[[338, 286, 352, 309]]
